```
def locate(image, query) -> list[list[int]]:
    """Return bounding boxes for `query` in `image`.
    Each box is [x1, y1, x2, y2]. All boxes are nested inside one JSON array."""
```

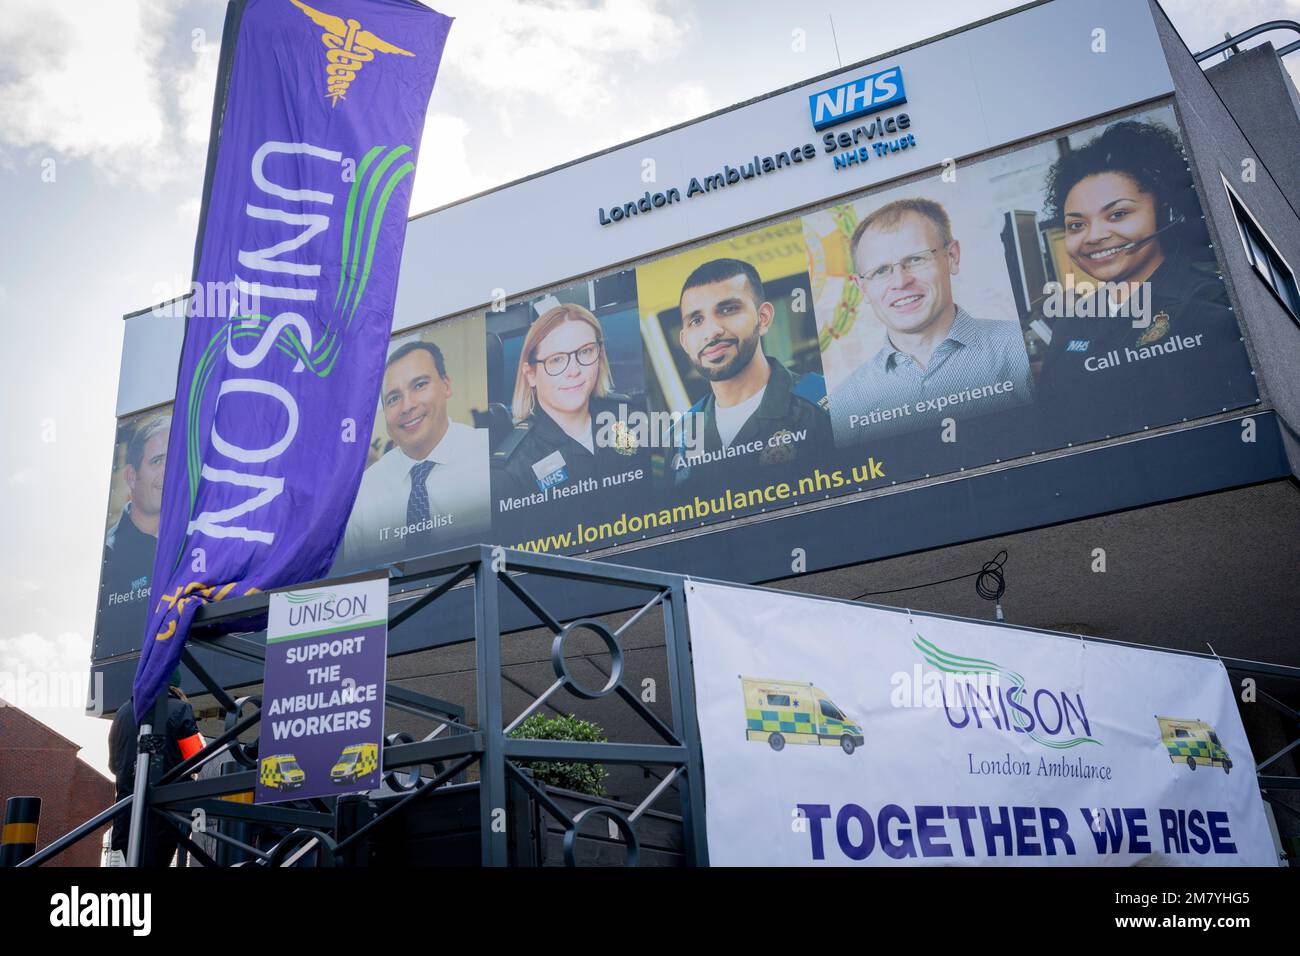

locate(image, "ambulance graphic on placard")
[[741, 677, 865, 755], [260, 754, 306, 791], [1156, 716, 1232, 774], [330, 742, 380, 783]]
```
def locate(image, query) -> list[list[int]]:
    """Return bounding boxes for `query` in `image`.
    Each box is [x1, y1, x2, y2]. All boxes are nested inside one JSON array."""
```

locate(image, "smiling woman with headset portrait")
[[1034, 119, 1247, 437]]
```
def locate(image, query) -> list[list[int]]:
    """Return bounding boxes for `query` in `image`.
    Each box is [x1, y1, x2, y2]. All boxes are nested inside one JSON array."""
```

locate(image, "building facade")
[[94, 0, 1300, 847], [0, 706, 114, 867]]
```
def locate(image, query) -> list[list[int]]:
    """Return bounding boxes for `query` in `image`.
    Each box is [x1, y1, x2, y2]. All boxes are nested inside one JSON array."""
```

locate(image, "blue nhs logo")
[[808, 66, 906, 131]]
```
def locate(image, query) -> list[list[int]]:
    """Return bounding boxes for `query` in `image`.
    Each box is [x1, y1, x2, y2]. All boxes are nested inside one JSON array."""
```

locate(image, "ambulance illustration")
[[1156, 716, 1232, 774], [259, 754, 306, 791], [741, 677, 865, 754], [330, 742, 380, 783]]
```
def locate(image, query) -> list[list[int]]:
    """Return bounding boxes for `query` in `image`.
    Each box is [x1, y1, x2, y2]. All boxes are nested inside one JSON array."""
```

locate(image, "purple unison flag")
[[133, 0, 452, 722]]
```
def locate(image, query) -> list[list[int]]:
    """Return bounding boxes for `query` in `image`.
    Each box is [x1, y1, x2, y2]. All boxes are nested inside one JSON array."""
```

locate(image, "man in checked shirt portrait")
[[829, 197, 1033, 446]]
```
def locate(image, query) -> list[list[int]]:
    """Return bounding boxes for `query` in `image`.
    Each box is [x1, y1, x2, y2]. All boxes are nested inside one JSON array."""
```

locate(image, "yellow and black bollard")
[[1, 797, 40, 867]]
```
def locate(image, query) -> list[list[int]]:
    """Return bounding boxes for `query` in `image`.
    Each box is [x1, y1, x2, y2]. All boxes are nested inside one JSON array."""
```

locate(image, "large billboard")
[[95, 106, 1258, 654]]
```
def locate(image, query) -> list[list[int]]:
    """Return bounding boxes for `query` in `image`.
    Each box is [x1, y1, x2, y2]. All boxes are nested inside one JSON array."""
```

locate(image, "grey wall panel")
[[1149, 0, 1300, 477], [115, 302, 186, 417]]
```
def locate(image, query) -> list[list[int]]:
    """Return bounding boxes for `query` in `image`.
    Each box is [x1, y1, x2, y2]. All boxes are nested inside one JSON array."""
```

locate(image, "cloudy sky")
[[0, 0, 1296, 779]]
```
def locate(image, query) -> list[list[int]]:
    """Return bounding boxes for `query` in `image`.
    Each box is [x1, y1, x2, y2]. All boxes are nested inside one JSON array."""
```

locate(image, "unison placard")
[[256, 576, 388, 805], [685, 580, 1277, 866]]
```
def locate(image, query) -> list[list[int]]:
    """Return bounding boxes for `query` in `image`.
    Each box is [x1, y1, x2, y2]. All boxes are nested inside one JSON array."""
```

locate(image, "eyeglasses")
[[531, 341, 602, 376], [857, 245, 947, 285]]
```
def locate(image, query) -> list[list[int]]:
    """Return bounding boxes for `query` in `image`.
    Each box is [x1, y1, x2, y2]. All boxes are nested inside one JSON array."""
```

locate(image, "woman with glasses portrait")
[[491, 304, 651, 520]]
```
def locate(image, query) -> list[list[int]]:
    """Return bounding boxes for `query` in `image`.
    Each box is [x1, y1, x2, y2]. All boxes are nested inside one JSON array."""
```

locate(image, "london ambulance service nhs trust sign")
[[807, 65, 907, 131]]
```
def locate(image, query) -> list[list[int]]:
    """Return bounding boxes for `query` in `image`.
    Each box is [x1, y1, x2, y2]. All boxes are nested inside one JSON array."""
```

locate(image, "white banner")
[[686, 580, 1277, 866]]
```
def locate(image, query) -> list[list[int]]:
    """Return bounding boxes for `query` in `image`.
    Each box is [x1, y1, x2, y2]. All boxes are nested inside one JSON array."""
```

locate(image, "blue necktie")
[[407, 460, 435, 527]]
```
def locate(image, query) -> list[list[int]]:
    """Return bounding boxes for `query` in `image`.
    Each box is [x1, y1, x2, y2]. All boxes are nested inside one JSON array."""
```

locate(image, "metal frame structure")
[[15, 545, 1300, 867], [1230, 670, 1300, 835], [19, 546, 709, 867]]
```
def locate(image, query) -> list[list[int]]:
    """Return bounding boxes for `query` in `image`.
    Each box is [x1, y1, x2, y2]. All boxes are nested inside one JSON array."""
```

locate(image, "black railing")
[[17, 545, 1300, 866], [1194, 20, 1300, 62], [18, 545, 709, 867]]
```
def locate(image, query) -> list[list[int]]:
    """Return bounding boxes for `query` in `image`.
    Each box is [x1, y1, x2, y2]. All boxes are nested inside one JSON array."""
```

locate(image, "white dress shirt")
[[713, 384, 766, 448], [341, 420, 489, 565]]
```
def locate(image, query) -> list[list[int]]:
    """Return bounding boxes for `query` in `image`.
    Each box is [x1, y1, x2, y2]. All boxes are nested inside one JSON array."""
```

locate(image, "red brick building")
[[0, 703, 114, 867]]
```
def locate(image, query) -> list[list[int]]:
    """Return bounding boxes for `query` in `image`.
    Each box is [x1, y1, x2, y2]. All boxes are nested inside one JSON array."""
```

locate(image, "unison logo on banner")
[[282, 588, 373, 628], [915, 635, 1101, 749]]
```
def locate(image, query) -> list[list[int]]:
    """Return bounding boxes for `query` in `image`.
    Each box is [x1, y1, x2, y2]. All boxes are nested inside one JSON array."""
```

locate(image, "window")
[[1223, 177, 1300, 322], [766, 693, 792, 707], [819, 699, 844, 721]]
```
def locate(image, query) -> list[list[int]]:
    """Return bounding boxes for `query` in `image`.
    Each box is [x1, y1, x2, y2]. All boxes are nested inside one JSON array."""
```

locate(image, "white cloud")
[[408, 78, 716, 211], [0, 1, 166, 177], [0, 0, 696, 200], [435, 0, 692, 117], [602, 80, 715, 147], [0, 0, 212, 188], [0, 631, 112, 777], [173, 24, 223, 150], [0, 631, 86, 676], [410, 113, 492, 213], [176, 196, 202, 223]]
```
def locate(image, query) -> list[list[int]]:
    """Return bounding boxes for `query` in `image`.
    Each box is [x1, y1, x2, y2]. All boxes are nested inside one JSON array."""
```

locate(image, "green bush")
[[507, 713, 609, 797]]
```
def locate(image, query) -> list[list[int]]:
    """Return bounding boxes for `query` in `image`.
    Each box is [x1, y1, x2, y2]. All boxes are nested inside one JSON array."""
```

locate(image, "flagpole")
[[125, 720, 153, 867]]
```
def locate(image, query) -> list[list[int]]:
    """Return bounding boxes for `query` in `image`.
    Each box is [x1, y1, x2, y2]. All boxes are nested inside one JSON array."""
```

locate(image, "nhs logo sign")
[[808, 66, 906, 131]]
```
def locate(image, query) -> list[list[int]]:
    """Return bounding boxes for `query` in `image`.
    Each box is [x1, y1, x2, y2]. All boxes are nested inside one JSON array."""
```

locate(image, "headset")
[[1115, 160, 1190, 254], [1076, 153, 1190, 256], [1100, 202, 1187, 258]]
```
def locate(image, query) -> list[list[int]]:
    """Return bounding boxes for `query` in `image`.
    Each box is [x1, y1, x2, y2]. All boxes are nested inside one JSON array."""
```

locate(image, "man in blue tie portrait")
[[339, 340, 489, 568]]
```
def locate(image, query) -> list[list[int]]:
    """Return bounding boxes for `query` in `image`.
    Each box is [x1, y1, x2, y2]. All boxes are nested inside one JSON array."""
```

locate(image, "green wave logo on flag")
[[176, 141, 415, 560]]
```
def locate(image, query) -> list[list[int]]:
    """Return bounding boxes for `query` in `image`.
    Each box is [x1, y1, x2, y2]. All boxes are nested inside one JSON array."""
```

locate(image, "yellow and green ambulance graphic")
[[742, 677, 865, 754], [260, 754, 306, 791], [1157, 716, 1232, 774], [331, 742, 379, 783]]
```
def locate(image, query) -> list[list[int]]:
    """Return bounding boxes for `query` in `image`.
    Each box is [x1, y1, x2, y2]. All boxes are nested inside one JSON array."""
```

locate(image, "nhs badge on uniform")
[[808, 66, 906, 131], [1066, 339, 1090, 352], [532, 451, 568, 492]]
